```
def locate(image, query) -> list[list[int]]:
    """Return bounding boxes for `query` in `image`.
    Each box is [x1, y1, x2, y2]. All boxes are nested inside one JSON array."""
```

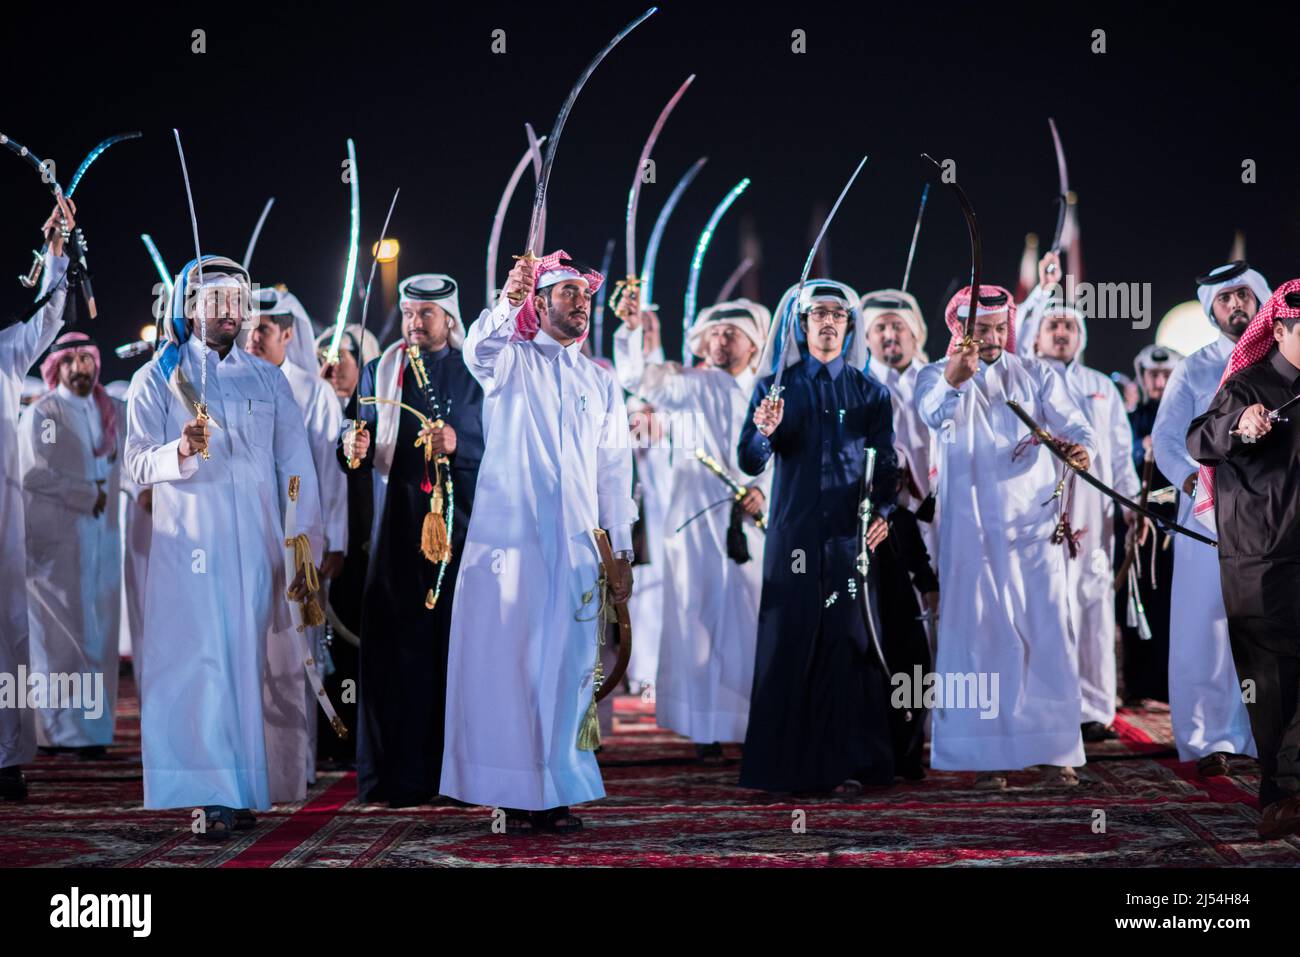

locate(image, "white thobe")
[[1151, 333, 1256, 760], [442, 300, 637, 811], [1039, 357, 1140, 726], [614, 325, 768, 742], [125, 338, 322, 810], [116, 443, 151, 673], [18, 386, 124, 746], [626, 443, 671, 691], [0, 251, 68, 768], [916, 351, 1094, 770], [272, 358, 348, 792]]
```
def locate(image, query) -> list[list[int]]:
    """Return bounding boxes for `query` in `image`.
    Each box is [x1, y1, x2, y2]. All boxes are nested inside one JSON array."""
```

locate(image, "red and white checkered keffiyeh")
[[944, 284, 1018, 355], [512, 249, 604, 342], [39, 331, 117, 458], [1192, 277, 1300, 525]]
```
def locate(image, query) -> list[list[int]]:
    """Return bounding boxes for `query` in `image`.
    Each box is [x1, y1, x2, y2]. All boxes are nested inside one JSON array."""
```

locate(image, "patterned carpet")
[[4, 675, 1297, 867]]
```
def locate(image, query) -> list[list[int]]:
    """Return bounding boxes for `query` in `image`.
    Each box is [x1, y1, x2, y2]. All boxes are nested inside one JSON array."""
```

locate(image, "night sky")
[[4, 1, 1297, 383]]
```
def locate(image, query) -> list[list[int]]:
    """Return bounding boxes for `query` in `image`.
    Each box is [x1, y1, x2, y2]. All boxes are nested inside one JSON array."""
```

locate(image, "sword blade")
[[593, 237, 616, 358], [1048, 117, 1069, 252], [172, 129, 207, 403], [357, 188, 401, 340], [922, 152, 981, 339], [325, 139, 362, 363], [900, 182, 930, 293], [684, 177, 751, 364], [523, 6, 658, 255], [486, 130, 547, 307], [525, 123, 547, 253], [242, 196, 276, 272], [67, 132, 142, 198], [771, 155, 868, 392], [641, 155, 707, 306], [714, 257, 755, 305], [626, 73, 695, 280]]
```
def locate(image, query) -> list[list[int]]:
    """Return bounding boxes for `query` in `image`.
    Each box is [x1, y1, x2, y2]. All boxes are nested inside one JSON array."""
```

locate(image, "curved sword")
[[900, 182, 930, 293], [921, 153, 981, 341], [524, 122, 548, 256], [1047, 117, 1069, 255], [243, 196, 276, 273], [1006, 400, 1217, 547], [512, 6, 658, 292], [67, 132, 143, 198], [641, 155, 707, 307], [325, 139, 361, 364], [626, 74, 695, 283], [172, 129, 211, 455], [768, 155, 869, 398], [715, 257, 755, 305], [141, 233, 173, 347], [484, 130, 547, 307], [684, 177, 751, 363]]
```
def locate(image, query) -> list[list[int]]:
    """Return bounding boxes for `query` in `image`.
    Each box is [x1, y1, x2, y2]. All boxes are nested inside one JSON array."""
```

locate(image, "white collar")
[[533, 328, 582, 365], [56, 383, 94, 405]]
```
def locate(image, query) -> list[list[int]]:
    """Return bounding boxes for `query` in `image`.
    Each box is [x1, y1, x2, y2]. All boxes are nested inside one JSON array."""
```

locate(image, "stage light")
[[1156, 300, 1216, 357], [140, 324, 158, 344], [373, 239, 400, 263]]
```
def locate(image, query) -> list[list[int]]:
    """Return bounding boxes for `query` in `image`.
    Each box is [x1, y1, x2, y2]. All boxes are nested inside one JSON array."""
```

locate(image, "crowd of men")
[[2, 185, 1298, 843]]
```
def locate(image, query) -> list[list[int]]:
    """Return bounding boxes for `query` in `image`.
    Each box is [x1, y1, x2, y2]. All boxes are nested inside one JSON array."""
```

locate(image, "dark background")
[[3, 1, 1296, 383]]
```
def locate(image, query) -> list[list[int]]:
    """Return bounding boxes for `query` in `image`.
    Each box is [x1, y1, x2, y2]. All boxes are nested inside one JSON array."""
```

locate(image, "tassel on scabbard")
[[286, 532, 326, 628]]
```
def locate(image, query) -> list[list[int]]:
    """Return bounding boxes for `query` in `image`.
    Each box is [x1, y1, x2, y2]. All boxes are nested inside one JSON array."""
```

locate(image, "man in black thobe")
[[338, 274, 484, 807], [1187, 283, 1300, 839], [1116, 344, 1182, 705], [737, 281, 897, 793]]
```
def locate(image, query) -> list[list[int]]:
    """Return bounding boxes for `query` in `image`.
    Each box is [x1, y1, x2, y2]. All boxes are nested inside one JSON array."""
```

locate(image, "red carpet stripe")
[[220, 777, 357, 868]]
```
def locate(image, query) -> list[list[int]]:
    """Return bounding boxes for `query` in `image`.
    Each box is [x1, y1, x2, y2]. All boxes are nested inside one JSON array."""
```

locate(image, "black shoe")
[[1197, 752, 1231, 777], [532, 806, 583, 833], [75, 745, 110, 761], [387, 793, 434, 809], [1081, 721, 1119, 742], [695, 742, 724, 762], [0, 766, 27, 801]]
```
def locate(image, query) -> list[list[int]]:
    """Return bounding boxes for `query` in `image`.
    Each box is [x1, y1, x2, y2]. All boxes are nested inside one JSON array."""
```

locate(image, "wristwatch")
[[614, 549, 635, 564]]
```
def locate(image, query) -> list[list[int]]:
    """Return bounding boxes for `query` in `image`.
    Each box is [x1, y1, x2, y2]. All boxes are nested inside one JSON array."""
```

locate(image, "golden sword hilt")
[[18, 249, 44, 289], [506, 249, 540, 306], [196, 404, 212, 461], [347, 419, 366, 470]]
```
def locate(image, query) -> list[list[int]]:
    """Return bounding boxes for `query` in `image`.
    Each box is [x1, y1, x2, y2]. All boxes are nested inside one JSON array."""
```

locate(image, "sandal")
[[233, 809, 257, 831], [1258, 795, 1300, 840], [1039, 765, 1080, 787], [500, 808, 536, 836], [532, 807, 583, 833], [973, 772, 1008, 791], [1197, 752, 1231, 778], [197, 806, 235, 843]]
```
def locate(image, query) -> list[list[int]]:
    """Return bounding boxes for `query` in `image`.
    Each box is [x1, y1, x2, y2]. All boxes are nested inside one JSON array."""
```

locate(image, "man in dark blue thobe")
[[737, 281, 898, 793]]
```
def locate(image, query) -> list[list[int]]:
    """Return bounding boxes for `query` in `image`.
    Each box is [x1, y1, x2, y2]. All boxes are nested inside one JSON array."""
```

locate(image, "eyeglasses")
[[808, 308, 849, 323]]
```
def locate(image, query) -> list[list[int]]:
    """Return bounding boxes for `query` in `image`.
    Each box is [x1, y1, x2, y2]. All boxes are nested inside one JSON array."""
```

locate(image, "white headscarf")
[[758, 279, 867, 374], [314, 323, 381, 368], [1196, 261, 1271, 325], [249, 285, 318, 372], [686, 298, 770, 368], [858, 288, 928, 363], [398, 273, 463, 348], [1020, 294, 1088, 364]]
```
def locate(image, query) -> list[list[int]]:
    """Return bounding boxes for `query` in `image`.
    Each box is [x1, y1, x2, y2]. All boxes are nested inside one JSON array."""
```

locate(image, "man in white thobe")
[[441, 250, 636, 834], [1152, 260, 1265, 775], [1, 200, 74, 801], [916, 285, 1094, 789], [247, 286, 347, 800], [613, 298, 770, 755], [19, 332, 125, 757], [862, 289, 935, 527], [862, 288, 940, 630], [1017, 252, 1140, 742], [125, 256, 322, 840]]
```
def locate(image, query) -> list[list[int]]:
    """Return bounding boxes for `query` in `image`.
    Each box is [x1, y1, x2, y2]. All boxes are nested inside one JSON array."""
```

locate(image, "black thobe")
[[339, 345, 485, 805], [1187, 347, 1300, 808], [737, 353, 898, 792], [875, 506, 938, 777], [1114, 397, 1174, 702]]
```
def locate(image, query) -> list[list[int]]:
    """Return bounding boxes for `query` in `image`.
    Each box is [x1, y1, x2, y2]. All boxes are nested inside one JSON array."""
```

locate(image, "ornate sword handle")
[[196, 404, 212, 461], [347, 419, 366, 470], [506, 249, 540, 306]]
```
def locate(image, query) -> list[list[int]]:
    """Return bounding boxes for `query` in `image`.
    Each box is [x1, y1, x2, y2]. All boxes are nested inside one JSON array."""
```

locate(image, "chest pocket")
[[236, 397, 275, 452]]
